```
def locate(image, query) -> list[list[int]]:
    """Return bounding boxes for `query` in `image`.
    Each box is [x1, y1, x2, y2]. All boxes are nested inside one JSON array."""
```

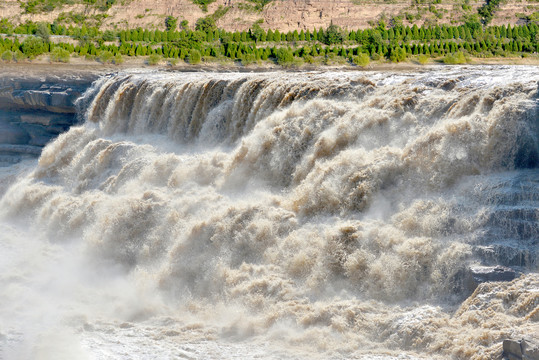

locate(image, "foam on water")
[[0, 66, 538, 359]]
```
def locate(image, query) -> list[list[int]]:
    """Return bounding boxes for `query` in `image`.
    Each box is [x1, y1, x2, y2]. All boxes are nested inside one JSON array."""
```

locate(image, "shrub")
[[192, 0, 216, 12], [241, 53, 257, 65], [478, 0, 501, 24], [303, 55, 315, 64], [443, 51, 466, 64], [417, 54, 429, 64], [50, 47, 70, 62], [97, 50, 114, 63], [195, 16, 216, 33], [1, 50, 13, 62], [114, 54, 124, 64], [147, 53, 161, 65], [188, 49, 201, 64], [353, 52, 370, 67], [102, 30, 116, 41], [21, 36, 45, 58], [14, 50, 26, 62], [275, 47, 294, 65], [165, 16, 178, 31]]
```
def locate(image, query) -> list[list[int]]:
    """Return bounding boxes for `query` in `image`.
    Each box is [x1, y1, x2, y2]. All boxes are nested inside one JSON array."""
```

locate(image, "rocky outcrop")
[[458, 265, 520, 294], [469, 265, 518, 283], [503, 339, 539, 360], [465, 265, 519, 291], [0, 69, 97, 165], [0, 74, 94, 114]]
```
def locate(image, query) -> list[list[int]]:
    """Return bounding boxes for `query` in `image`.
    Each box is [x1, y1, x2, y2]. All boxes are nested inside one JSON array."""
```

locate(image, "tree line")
[[0, 17, 537, 66]]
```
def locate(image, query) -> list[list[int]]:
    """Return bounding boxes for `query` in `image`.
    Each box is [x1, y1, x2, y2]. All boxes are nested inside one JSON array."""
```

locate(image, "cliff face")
[[1, 0, 538, 32], [0, 68, 97, 165]]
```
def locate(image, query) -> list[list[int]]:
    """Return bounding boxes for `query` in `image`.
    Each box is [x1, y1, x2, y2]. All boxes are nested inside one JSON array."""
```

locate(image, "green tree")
[[389, 46, 406, 62], [274, 29, 281, 42], [275, 47, 293, 64], [251, 24, 265, 42], [36, 22, 50, 42], [50, 47, 70, 63], [195, 16, 216, 33], [21, 36, 44, 58], [131, 29, 139, 41], [188, 49, 201, 64], [266, 29, 274, 42], [324, 23, 343, 45], [165, 16, 178, 31]]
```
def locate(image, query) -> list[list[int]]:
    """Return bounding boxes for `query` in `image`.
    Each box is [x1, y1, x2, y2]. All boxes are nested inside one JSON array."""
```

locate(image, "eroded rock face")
[[0, 72, 95, 113], [470, 265, 518, 283], [0, 70, 97, 165], [1, 0, 537, 32], [455, 265, 521, 295], [503, 339, 539, 360]]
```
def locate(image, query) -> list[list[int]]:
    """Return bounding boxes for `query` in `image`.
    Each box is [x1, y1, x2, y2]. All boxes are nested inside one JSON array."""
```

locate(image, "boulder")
[[463, 265, 518, 293], [470, 265, 517, 283], [503, 339, 539, 360], [522, 339, 539, 360], [504, 339, 523, 360]]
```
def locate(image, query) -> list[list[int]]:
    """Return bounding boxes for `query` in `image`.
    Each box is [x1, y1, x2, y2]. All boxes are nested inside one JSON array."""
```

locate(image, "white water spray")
[[1, 66, 538, 359]]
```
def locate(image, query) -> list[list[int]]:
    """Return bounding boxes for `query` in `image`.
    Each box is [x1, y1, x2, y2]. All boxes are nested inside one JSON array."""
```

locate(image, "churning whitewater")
[[0, 66, 538, 359]]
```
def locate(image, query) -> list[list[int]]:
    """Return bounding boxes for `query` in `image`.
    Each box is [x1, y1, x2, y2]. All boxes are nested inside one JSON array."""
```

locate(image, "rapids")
[[0, 66, 538, 359]]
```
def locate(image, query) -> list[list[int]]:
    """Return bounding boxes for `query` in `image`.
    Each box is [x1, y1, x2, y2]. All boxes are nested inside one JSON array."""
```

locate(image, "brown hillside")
[[1, 0, 538, 31]]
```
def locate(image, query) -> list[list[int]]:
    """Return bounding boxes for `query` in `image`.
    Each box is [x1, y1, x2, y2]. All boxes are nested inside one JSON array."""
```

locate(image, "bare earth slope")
[[1, 0, 538, 32]]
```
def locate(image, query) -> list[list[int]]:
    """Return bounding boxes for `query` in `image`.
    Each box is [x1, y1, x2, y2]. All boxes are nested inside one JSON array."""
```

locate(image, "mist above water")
[[1, 66, 538, 359]]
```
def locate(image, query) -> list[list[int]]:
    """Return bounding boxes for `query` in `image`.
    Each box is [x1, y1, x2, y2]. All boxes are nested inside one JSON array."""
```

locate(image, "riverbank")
[[1, 54, 539, 74]]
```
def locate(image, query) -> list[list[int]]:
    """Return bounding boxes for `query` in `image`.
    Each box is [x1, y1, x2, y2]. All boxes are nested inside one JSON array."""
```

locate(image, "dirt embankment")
[[1, 0, 538, 32]]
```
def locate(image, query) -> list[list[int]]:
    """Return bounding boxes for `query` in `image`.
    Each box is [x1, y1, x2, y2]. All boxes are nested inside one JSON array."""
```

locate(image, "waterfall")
[[1, 66, 537, 359]]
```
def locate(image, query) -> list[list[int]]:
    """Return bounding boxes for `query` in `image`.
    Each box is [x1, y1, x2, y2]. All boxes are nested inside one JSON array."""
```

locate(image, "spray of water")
[[1, 66, 538, 359]]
